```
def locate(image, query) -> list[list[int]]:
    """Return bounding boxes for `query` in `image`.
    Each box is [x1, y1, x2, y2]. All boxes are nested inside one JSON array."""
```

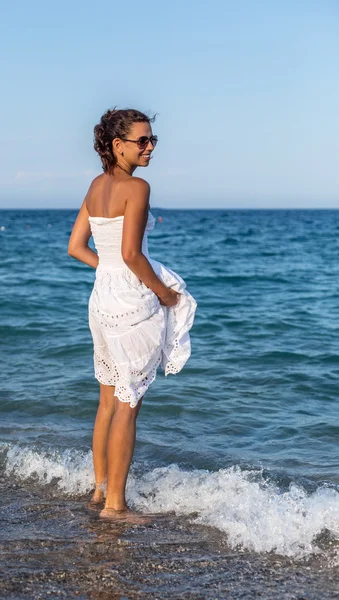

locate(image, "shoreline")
[[1, 483, 339, 599]]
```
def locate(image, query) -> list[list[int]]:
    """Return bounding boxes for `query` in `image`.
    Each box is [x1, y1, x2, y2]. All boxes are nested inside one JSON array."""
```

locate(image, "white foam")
[[3, 444, 339, 558], [4, 444, 95, 495], [129, 463, 339, 557]]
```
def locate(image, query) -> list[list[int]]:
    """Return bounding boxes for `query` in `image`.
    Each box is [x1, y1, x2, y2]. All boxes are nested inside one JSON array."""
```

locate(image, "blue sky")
[[1, 0, 338, 209]]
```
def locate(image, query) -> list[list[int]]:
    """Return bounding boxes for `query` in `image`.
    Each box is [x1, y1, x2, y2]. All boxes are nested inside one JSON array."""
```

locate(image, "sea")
[[1, 207, 339, 599]]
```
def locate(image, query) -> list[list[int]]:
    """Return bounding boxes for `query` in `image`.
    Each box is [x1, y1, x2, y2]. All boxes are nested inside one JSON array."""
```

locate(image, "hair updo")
[[93, 107, 157, 174]]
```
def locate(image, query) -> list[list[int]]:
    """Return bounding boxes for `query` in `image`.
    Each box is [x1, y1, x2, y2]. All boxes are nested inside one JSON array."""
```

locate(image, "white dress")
[[88, 210, 197, 407]]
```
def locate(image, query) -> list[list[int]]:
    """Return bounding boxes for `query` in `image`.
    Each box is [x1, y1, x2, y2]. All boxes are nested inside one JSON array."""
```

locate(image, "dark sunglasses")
[[121, 135, 158, 149]]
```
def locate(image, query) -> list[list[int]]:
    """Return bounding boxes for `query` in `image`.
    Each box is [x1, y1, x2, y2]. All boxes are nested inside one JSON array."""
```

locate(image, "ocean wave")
[[2, 444, 95, 495], [1, 443, 339, 559], [131, 463, 339, 558]]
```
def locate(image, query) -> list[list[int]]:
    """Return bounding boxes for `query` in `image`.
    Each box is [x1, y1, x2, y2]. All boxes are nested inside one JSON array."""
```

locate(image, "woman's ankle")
[[95, 479, 107, 491], [105, 496, 128, 511], [92, 478, 107, 499]]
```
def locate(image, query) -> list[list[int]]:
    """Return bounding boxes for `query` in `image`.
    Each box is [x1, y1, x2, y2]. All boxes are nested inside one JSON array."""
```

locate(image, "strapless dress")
[[88, 211, 197, 408]]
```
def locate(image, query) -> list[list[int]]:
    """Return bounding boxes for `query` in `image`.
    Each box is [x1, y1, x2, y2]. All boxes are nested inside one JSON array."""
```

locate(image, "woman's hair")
[[93, 107, 157, 174]]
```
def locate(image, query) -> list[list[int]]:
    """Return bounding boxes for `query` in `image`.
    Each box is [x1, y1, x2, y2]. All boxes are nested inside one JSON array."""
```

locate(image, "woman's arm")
[[121, 178, 173, 300], [68, 197, 99, 269]]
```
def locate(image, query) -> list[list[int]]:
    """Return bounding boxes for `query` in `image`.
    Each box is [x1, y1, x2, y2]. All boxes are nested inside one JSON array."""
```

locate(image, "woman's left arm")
[[68, 198, 99, 269]]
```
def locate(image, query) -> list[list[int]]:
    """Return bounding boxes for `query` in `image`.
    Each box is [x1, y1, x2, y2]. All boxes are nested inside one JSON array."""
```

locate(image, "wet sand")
[[1, 479, 339, 599]]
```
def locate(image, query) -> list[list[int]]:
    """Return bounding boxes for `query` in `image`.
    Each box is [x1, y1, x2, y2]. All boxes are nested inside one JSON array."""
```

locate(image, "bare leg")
[[101, 394, 144, 513], [91, 383, 116, 503]]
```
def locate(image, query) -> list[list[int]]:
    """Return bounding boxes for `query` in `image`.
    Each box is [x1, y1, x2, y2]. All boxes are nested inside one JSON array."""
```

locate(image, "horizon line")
[[1, 206, 339, 212]]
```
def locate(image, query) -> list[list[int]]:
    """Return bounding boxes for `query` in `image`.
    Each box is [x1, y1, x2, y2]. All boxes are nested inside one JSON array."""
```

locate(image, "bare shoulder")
[[85, 173, 105, 198], [88, 173, 106, 189], [121, 176, 150, 191], [120, 177, 151, 216], [121, 177, 151, 208]]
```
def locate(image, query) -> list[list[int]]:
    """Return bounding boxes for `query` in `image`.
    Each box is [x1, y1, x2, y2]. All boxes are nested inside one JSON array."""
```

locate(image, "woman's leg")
[[91, 383, 116, 502], [103, 394, 144, 511]]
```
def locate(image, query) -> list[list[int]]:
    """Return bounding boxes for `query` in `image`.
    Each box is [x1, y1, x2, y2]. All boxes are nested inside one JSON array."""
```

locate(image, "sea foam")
[[2, 443, 339, 558]]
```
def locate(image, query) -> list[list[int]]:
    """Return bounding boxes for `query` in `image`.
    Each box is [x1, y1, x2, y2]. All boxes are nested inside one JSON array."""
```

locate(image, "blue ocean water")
[[1, 208, 339, 559]]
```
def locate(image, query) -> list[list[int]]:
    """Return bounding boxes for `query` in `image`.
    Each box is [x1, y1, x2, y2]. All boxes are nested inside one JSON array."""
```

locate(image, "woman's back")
[[86, 173, 150, 219], [86, 173, 128, 218]]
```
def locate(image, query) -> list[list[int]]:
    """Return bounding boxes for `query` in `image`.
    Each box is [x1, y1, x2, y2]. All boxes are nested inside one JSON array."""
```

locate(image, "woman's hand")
[[158, 287, 181, 307]]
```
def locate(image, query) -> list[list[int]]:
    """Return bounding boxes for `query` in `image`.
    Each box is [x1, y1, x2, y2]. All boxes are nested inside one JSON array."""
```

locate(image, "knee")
[[114, 396, 143, 420], [99, 397, 114, 412], [99, 388, 115, 411]]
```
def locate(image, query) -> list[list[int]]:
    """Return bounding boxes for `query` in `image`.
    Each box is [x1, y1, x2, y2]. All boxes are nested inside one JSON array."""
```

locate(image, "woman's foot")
[[99, 507, 151, 524], [88, 481, 106, 509]]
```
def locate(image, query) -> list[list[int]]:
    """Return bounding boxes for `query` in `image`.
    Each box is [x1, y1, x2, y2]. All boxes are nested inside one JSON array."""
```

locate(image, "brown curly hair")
[[93, 107, 157, 174]]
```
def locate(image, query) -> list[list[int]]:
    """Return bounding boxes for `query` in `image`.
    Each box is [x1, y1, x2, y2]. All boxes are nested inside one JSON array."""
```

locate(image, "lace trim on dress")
[[93, 347, 162, 408]]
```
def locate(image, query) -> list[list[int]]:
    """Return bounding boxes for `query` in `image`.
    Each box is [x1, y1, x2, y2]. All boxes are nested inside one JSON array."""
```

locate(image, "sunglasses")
[[121, 135, 158, 149]]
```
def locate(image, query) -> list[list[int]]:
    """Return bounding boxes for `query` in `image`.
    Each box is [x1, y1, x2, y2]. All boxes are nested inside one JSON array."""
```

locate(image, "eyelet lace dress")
[[88, 211, 197, 408]]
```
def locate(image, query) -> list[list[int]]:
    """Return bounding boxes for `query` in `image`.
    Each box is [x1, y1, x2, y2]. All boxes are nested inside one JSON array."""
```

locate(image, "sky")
[[0, 0, 338, 209]]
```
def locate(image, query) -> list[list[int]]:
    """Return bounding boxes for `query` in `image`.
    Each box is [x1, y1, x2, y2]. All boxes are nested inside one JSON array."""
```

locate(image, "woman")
[[68, 107, 197, 521]]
